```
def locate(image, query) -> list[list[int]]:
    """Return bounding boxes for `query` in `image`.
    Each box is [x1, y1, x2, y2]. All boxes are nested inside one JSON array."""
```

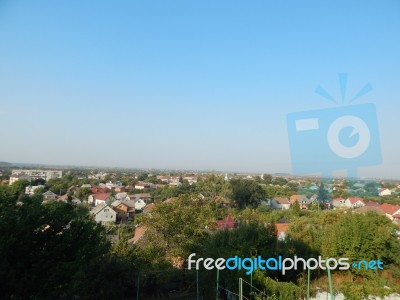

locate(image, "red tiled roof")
[[275, 223, 290, 236], [91, 187, 110, 194], [94, 193, 111, 201], [274, 197, 290, 205], [290, 195, 307, 202], [347, 197, 364, 205], [128, 226, 147, 244], [217, 214, 238, 229], [143, 203, 155, 213], [380, 203, 400, 215]]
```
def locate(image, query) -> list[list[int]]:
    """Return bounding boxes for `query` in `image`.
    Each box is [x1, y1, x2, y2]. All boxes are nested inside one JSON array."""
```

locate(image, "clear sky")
[[0, 1, 399, 178]]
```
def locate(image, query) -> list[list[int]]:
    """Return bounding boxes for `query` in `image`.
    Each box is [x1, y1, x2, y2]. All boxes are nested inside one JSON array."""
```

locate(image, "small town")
[[1, 1, 399, 299], [1, 165, 400, 299]]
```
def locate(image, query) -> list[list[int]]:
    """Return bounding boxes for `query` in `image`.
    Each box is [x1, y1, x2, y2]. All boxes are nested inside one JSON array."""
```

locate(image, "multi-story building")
[[10, 169, 62, 182]]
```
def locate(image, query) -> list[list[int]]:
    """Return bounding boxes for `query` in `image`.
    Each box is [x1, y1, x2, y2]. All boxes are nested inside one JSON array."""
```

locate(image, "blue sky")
[[0, 1, 399, 178]]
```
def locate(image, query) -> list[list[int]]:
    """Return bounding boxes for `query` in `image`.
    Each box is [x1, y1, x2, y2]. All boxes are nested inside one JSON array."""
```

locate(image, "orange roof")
[[143, 203, 155, 213], [274, 197, 290, 204], [347, 197, 364, 205], [94, 193, 111, 200], [290, 195, 302, 201], [128, 226, 147, 244], [217, 214, 238, 229], [275, 223, 290, 236], [380, 203, 400, 215]]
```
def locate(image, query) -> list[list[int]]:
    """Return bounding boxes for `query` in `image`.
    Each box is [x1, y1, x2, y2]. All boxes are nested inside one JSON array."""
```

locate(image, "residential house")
[[42, 190, 58, 201], [71, 198, 82, 205], [115, 192, 128, 200], [111, 200, 134, 223], [135, 182, 155, 190], [271, 197, 290, 210], [289, 195, 310, 209], [133, 193, 152, 203], [379, 188, 392, 196], [184, 176, 198, 184], [344, 197, 365, 209], [88, 193, 114, 206], [9, 174, 31, 185], [157, 175, 170, 183], [332, 198, 346, 209], [25, 185, 44, 195], [380, 203, 400, 221], [128, 226, 147, 244], [217, 214, 239, 229], [142, 203, 155, 214], [114, 186, 125, 193], [275, 220, 290, 241], [134, 198, 146, 210], [90, 203, 117, 225], [169, 176, 180, 184], [91, 186, 110, 194]]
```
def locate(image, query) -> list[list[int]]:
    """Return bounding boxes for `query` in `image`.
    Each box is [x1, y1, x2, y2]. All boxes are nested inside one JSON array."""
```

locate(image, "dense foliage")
[[0, 184, 137, 299]]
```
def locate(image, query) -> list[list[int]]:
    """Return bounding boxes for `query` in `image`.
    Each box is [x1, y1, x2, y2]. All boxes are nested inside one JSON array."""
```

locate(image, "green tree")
[[75, 187, 92, 200], [230, 178, 267, 208], [10, 178, 31, 199], [139, 194, 216, 259], [196, 174, 230, 199], [0, 187, 136, 299]]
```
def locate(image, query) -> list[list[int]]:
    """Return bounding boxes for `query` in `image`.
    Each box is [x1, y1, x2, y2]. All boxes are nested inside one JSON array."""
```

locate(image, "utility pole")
[[197, 269, 199, 300], [216, 269, 219, 300], [250, 271, 253, 300], [307, 268, 310, 300], [239, 278, 243, 300], [327, 267, 334, 300]]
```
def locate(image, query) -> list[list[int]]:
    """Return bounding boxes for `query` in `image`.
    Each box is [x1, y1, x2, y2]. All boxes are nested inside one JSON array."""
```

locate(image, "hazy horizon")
[[1, 1, 399, 179]]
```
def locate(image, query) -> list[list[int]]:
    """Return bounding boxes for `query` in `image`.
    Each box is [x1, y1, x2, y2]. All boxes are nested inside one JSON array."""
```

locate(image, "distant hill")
[[0, 161, 13, 167]]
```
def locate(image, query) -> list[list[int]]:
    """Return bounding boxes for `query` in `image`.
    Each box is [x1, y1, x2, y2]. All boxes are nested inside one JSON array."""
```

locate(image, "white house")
[[332, 198, 346, 209], [91, 203, 116, 225], [134, 198, 146, 210], [379, 188, 392, 196], [25, 185, 44, 195], [42, 190, 58, 201], [271, 197, 291, 210], [9, 174, 32, 185], [88, 193, 114, 206], [115, 192, 128, 200], [134, 182, 155, 190], [344, 197, 365, 209]]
